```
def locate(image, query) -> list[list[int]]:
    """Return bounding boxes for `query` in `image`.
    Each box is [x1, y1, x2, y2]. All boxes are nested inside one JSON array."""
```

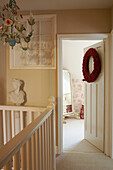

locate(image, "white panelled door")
[[84, 41, 104, 152]]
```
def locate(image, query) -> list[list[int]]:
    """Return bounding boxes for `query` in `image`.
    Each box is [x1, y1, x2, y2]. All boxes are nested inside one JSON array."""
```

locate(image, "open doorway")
[[57, 34, 110, 157], [62, 40, 102, 153]]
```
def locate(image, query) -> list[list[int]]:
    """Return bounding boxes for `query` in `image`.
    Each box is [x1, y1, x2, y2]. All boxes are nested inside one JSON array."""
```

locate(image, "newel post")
[[48, 96, 55, 110]]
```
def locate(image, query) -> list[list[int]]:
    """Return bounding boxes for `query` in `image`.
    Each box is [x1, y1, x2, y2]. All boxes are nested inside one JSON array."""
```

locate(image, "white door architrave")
[[57, 34, 111, 157]]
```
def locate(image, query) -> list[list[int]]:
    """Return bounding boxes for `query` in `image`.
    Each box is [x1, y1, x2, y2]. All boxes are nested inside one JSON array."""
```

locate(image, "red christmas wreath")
[[82, 48, 101, 83]]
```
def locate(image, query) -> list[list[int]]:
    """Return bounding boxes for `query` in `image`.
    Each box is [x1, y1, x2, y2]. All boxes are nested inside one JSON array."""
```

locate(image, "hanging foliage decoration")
[[82, 48, 101, 83], [0, 0, 35, 50]]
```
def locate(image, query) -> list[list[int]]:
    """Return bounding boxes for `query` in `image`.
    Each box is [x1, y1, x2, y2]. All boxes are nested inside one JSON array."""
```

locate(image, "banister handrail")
[[0, 107, 53, 169], [0, 105, 46, 112]]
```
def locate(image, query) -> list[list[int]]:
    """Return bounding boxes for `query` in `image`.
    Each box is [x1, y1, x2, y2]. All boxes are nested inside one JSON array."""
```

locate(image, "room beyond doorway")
[[57, 34, 110, 157], [62, 39, 103, 153]]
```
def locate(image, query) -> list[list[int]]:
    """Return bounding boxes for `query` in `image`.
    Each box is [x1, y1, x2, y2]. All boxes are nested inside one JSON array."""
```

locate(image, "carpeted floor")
[[56, 152, 113, 170], [63, 118, 101, 153], [56, 118, 113, 170]]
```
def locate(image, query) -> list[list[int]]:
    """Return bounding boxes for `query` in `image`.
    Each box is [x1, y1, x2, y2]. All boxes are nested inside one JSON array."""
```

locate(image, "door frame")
[[57, 33, 112, 157]]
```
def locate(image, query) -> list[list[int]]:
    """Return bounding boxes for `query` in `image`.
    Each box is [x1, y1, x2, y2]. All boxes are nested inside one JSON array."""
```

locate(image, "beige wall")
[[6, 9, 112, 105], [2, 9, 112, 145], [7, 55, 56, 106], [32, 9, 112, 33], [0, 44, 7, 105]]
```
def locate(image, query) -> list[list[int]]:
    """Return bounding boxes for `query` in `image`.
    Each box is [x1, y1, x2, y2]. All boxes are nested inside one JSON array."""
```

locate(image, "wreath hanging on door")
[[82, 48, 101, 83]]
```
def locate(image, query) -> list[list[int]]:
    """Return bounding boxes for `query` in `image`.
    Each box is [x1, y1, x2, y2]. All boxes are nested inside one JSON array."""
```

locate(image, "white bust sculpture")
[[8, 79, 26, 105]]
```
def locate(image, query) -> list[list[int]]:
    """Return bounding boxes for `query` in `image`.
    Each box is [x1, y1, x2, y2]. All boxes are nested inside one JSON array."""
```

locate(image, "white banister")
[[42, 123, 45, 170], [14, 150, 20, 170], [3, 110, 7, 144], [39, 126, 42, 170], [20, 111, 24, 131], [21, 143, 27, 170], [32, 133, 36, 170], [36, 128, 39, 170], [29, 111, 32, 124], [47, 117, 50, 170], [11, 110, 15, 138], [0, 105, 46, 147], [41, 125, 43, 170], [52, 104, 56, 170], [34, 131, 37, 169], [44, 121, 47, 170], [0, 97, 56, 170], [27, 137, 32, 170]]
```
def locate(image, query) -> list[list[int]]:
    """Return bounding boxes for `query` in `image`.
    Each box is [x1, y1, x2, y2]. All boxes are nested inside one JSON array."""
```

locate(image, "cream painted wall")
[[7, 53, 56, 106], [31, 9, 111, 33], [0, 44, 7, 105], [62, 40, 101, 79]]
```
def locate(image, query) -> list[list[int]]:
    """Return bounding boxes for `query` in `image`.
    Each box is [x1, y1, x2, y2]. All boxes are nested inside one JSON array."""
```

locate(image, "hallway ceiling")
[[0, 0, 113, 11]]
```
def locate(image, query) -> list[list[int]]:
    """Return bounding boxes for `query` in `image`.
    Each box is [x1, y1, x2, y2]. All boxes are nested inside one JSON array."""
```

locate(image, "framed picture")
[[10, 15, 56, 69]]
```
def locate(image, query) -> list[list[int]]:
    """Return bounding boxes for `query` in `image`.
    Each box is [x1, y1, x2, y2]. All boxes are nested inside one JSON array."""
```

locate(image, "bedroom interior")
[[62, 39, 103, 152]]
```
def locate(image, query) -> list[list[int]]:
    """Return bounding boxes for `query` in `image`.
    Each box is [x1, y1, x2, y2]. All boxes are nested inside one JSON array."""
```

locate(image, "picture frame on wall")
[[10, 14, 56, 69]]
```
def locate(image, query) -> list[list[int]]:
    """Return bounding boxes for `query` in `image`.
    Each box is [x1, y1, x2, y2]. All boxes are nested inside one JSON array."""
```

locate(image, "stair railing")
[[0, 105, 46, 145], [0, 105, 56, 170]]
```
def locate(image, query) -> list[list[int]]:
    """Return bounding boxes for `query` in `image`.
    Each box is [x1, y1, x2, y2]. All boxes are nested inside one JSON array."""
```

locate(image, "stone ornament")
[[8, 78, 26, 105]]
